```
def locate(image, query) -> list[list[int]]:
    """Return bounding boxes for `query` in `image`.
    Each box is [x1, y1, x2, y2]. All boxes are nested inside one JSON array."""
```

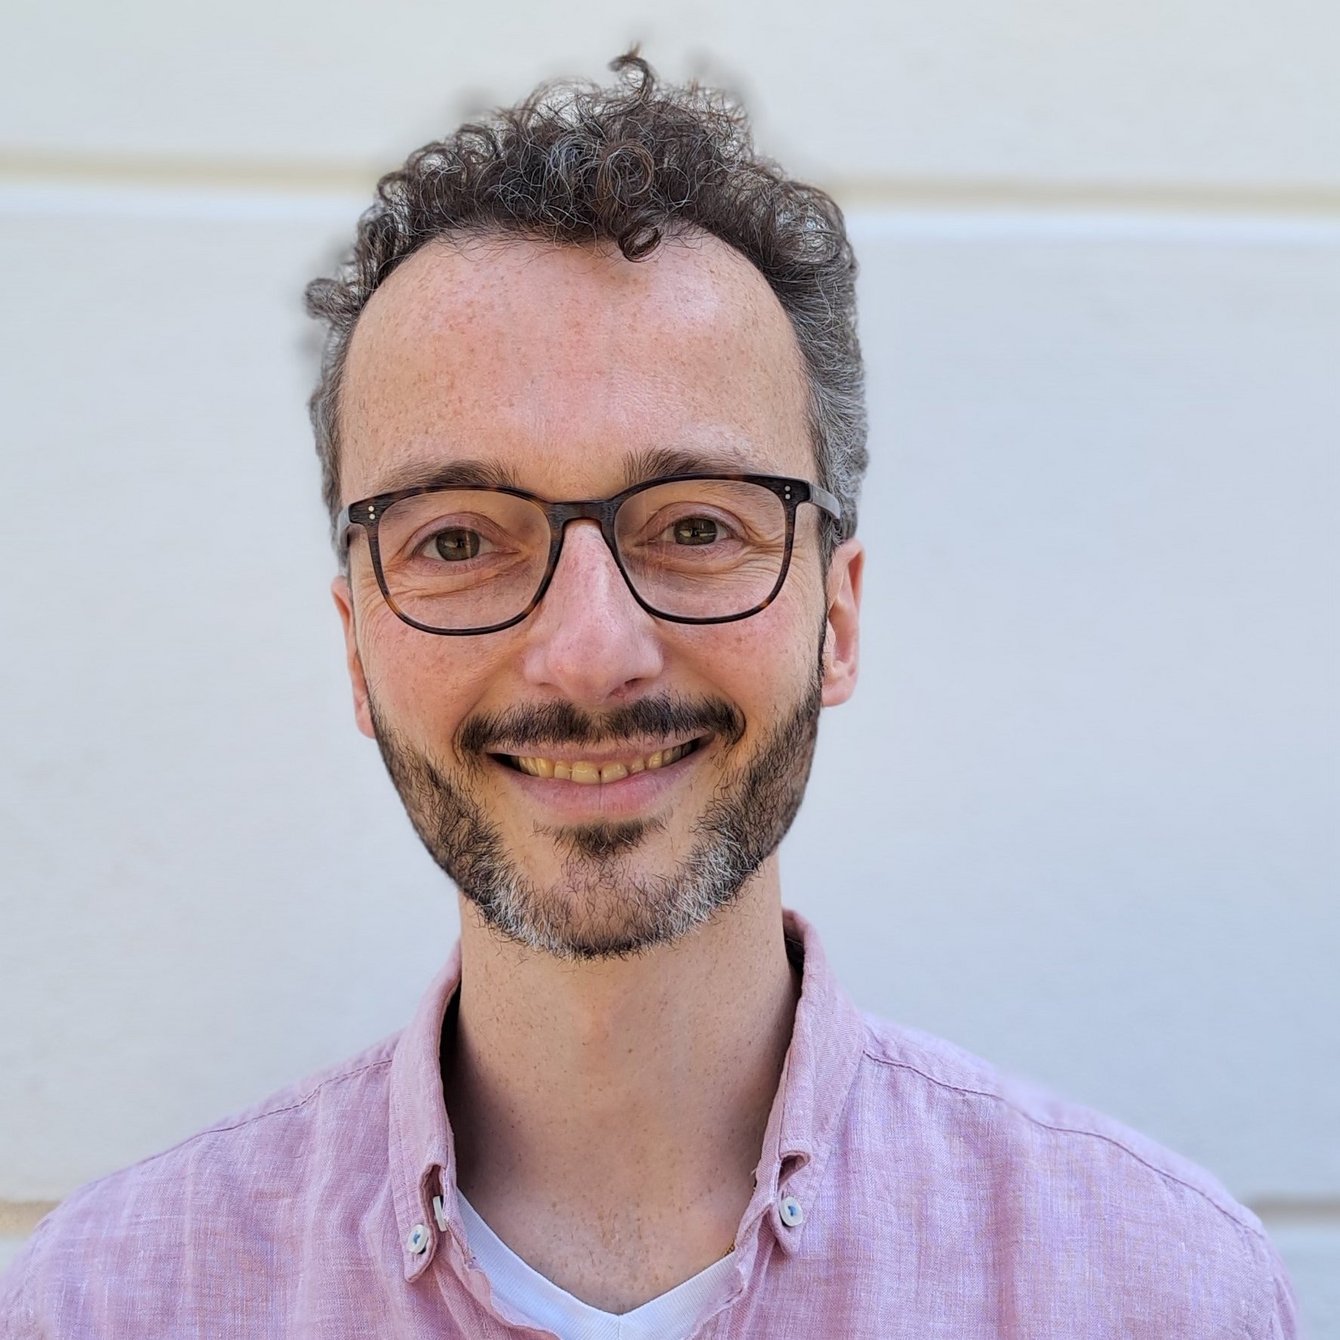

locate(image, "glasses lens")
[[615, 479, 789, 619], [374, 490, 550, 631]]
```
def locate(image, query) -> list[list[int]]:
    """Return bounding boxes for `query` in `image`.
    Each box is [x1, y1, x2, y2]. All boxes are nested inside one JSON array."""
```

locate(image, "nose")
[[518, 519, 665, 705]]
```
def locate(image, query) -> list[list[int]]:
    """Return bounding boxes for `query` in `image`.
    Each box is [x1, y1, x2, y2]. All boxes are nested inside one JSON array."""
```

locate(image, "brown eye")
[[433, 528, 481, 561], [673, 516, 719, 546]]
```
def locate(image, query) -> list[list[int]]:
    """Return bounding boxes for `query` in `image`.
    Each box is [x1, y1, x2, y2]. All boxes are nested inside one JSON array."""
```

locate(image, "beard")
[[367, 667, 823, 962]]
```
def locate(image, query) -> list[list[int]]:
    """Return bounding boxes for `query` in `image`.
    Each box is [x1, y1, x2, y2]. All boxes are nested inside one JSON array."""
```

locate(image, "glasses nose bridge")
[[548, 496, 624, 564], [526, 498, 657, 633]]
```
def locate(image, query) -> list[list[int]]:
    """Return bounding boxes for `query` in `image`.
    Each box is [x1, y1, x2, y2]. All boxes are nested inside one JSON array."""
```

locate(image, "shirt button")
[[779, 1196, 805, 1228], [407, 1224, 430, 1255]]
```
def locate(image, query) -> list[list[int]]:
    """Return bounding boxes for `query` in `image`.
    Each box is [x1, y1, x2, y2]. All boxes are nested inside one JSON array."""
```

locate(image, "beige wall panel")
[[790, 209, 1339, 1203], [0, 1238, 30, 1274], [3, 1, 1340, 190], [1, 189, 1335, 1247], [0, 187, 461, 1197], [1265, 1223, 1340, 1335]]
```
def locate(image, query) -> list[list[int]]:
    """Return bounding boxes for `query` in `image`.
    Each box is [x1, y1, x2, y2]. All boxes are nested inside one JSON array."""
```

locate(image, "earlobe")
[[821, 538, 863, 707], [331, 576, 376, 739]]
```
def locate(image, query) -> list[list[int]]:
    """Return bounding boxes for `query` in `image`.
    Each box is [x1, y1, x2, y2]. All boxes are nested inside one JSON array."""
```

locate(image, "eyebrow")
[[363, 442, 767, 501], [365, 458, 524, 496], [622, 443, 763, 486]]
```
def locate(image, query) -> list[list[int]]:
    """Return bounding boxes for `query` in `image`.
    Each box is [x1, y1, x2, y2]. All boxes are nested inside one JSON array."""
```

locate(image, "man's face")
[[333, 233, 861, 959]]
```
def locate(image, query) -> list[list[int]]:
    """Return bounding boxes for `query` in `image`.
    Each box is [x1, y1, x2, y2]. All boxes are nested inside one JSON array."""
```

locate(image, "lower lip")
[[490, 745, 707, 820]]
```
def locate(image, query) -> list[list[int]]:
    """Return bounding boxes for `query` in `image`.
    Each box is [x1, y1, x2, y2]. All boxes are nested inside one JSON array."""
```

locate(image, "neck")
[[442, 863, 799, 1304]]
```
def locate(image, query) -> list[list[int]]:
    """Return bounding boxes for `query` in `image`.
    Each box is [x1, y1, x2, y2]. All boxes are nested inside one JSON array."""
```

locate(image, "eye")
[[430, 528, 482, 561], [673, 516, 720, 546]]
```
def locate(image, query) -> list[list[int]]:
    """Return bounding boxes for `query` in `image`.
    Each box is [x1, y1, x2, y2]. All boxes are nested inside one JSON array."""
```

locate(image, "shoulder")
[[0, 1034, 399, 1332], [65, 1030, 397, 1210], [855, 1011, 1250, 1221], [835, 1011, 1296, 1334]]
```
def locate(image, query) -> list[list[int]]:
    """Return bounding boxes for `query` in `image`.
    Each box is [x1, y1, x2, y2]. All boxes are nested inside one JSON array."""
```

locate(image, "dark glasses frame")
[[337, 472, 843, 635]]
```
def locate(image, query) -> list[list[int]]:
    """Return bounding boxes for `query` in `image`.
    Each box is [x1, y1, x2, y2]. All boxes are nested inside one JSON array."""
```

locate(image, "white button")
[[407, 1223, 430, 1255], [779, 1196, 804, 1227]]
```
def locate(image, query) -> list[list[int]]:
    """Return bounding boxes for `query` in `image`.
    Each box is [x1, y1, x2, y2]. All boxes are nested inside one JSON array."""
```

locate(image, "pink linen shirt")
[[2, 912, 1297, 1338]]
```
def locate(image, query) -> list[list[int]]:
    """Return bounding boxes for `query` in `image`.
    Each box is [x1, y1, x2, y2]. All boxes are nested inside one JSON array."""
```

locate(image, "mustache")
[[460, 694, 745, 755]]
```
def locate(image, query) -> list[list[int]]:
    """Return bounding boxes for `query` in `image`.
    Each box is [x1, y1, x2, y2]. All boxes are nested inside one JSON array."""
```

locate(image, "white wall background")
[[2, 1, 1337, 1330]]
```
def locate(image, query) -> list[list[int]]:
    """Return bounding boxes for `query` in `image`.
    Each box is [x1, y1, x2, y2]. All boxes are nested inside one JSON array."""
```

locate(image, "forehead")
[[337, 232, 814, 502]]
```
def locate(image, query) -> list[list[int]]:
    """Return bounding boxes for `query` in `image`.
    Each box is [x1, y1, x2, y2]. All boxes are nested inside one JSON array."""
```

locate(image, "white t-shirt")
[[457, 1193, 738, 1340]]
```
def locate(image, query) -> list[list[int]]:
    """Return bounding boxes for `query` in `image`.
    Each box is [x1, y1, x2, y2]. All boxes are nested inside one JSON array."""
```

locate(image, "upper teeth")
[[512, 741, 694, 783]]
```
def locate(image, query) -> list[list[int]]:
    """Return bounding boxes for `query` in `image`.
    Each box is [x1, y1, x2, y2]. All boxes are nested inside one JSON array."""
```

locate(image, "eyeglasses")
[[337, 473, 842, 635]]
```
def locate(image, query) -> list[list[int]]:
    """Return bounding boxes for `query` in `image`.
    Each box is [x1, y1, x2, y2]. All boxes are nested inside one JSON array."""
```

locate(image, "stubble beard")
[[367, 671, 823, 961]]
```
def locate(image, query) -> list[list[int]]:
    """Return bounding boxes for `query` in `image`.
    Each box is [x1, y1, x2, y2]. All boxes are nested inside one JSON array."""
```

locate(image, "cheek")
[[675, 583, 821, 705], [356, 602, 506, 743]]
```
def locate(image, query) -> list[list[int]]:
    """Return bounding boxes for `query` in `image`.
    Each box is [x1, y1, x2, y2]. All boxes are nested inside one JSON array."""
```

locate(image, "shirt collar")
[[387, 941, 460, 1282], [387, 909, 867, 1279], [748, 908, 867, 1256]]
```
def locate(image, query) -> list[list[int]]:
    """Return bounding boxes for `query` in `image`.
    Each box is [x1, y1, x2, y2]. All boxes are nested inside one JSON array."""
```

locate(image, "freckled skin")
[[330, 231, 863, 1311], [335, 234, 858, 913]]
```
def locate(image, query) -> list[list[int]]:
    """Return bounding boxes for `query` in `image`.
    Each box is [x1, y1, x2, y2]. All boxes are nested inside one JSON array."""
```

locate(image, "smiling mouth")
[[492, 737, 708, 784]]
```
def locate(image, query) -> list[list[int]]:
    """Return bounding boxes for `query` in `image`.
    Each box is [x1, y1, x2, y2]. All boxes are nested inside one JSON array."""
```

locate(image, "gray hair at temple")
[[304, 51, 868, 556]]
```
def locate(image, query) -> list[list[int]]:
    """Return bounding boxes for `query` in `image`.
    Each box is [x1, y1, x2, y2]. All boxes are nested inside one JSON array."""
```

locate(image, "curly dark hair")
[[304, 52, 867, 551]]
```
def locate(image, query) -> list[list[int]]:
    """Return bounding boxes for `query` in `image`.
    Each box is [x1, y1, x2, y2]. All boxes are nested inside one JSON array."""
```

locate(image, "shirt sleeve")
[[1258, 1229, 1301, 1340], [0, 1229, 44, 1339]]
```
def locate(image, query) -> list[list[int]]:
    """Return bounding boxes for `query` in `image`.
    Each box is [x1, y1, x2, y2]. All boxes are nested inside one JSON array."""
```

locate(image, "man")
[[2, 53, 1297, 1338]]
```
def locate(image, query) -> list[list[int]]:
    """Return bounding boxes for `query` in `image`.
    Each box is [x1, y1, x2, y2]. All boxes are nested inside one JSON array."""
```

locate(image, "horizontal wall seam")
[[3, 152, 1340, 220], [1249, 1198, 1340, 1227], [832, 178, 1340, 220], [0, 1201, 58, 1234]]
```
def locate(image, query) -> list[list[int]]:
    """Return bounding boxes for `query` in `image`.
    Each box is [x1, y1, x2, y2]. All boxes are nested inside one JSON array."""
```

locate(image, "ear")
[[331, 575, 376, 739], [821, 538, 863, 707]]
